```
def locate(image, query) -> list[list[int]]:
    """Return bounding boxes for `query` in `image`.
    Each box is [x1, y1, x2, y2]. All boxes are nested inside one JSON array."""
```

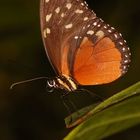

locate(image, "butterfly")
[[39, 0, 131, 92], [40, 0, 131, 92]]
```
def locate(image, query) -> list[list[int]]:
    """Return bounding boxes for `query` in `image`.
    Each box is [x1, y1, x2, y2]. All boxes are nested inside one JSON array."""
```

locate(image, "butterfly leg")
[[60, 92, 78, 114], [60, 92, 81, 125], [76, 88, 104, 102]]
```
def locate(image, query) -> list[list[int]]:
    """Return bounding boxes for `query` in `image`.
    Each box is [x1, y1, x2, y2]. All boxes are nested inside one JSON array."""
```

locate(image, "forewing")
[[40, 0, 96, 75]]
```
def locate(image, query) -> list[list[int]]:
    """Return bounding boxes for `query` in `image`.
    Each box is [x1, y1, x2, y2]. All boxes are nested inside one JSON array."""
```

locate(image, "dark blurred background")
[[0, 0, 140, 140]]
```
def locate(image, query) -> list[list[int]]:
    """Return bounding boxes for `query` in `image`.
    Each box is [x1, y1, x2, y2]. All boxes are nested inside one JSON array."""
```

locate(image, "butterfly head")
[[46, 76, 77, 92]]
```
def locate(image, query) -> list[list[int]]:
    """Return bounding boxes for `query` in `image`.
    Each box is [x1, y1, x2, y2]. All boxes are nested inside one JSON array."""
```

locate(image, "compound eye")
[[46, 80, 55, 93]]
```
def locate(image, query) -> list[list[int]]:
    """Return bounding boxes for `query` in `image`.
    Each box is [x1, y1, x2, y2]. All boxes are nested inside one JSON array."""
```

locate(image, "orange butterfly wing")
[[73, 37, 123, 85], [71, 19, 131, 85]]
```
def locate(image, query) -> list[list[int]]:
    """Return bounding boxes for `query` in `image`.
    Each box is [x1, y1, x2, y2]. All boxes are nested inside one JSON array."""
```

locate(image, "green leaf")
[[64, 82, 140, 140], [65, 102, 100, 128]]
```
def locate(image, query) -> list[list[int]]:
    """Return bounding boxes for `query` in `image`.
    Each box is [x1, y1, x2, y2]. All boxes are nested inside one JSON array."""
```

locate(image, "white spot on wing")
[[124, 60, 129, 63], [84, 17, 88, 21], [119, 33, 122, 37], [122, 47, 126, 52], [108, 29, 112, 33], [97, 24, 101, 27], [125, 54, 129, 58], [87, 30, 94, 35], [84, 1, 88, 6], [55, 7, 60, 13], [75, 9, 83, 14], [96, 31, 105, 39], [114, 33, 118, 39], [123, 66, 127, 69], [93, 22, 97, 26], [45, 0, 49, 3], [61, 13, 65, 17], [83, 26, 86, 29], [119, 42, 123, 45], [104, 25, 107, 29], [81, 3, 84, 6], [43, 28, 51, 38], [65, 23, 73, 29], [46, 13, 52, 22], [74, 36, 79, 39], [66, 3, 72, 9]]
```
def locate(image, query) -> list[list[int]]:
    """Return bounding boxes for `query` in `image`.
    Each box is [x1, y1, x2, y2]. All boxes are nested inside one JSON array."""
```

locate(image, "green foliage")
[[64, 82, 140, 140]]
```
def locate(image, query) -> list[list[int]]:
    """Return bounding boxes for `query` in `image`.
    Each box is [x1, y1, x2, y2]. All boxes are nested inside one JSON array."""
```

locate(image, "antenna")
[[10, 77, 49, 90]]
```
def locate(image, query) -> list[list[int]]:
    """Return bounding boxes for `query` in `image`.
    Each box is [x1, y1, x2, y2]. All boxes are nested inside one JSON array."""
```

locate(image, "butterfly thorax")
[[47, 76, 77, 92]]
